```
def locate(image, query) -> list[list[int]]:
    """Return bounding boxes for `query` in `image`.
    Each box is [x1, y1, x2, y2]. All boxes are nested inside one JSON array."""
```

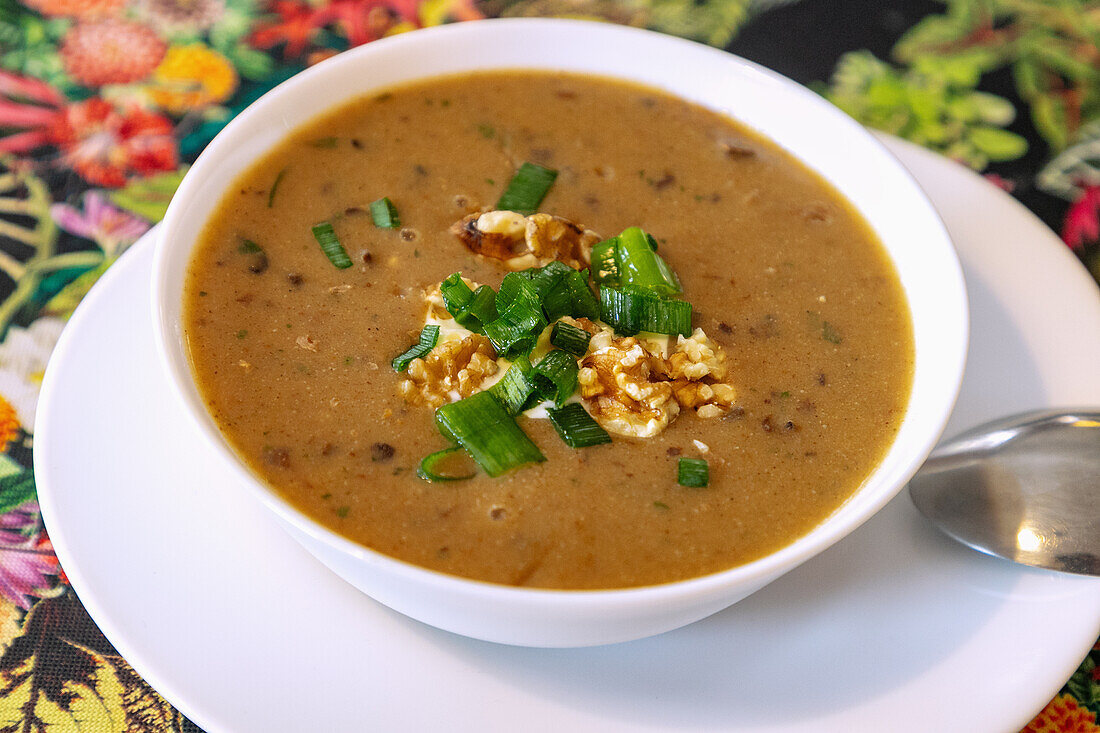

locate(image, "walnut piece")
[[450, 210, 600, 270], [398, 334, 499, 408], [579, 332, 679, 438], [579, 326, 737, 435]]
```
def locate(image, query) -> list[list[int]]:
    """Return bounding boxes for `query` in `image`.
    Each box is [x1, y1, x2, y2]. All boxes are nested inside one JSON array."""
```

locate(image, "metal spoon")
[[908, 408, 1100, 576]]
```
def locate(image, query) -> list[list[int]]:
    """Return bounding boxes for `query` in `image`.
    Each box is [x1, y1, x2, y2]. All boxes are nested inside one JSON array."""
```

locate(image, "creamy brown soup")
[[183, 71, 913, 589]]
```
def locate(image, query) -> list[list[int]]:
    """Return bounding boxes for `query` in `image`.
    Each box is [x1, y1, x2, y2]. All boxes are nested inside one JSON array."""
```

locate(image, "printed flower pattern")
[[0, 0, 1096, 730], [147, 43, 238, 114], [0, 503, 58, 611], [58, 19, 167, 87], [51, 191, 150, 258], [136, 0, 226, 34], [0, 318, 65, 433], [49, 98, 178, 187]]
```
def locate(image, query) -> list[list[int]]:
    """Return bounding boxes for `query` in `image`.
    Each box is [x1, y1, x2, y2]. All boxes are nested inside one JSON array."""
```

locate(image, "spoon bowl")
[[909, 409, 1100, 575]]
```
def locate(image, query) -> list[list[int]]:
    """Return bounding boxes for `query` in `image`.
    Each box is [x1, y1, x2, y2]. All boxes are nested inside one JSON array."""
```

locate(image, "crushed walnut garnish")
[[450, 210, 600, 270]]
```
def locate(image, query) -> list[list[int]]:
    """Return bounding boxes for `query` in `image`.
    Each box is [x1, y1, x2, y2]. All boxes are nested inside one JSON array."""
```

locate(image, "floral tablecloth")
[[0, 0, 1097, 730]]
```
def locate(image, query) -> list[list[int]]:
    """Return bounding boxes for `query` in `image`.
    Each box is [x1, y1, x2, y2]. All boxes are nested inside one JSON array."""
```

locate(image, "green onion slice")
[[311, 221, 352, 269], [440, 273, 474, 313], [435, 391, 545, 477], [591, 238, 620, 287], [482, 303, 545, 359], [532, 349, 579, 406], [496, 162, 558, 214], [485, 276, 545, 358], [677, 458, 709, 488], [546, 403, 611, 448], [391, 325, 440, 372], [599, 286, 692, 336], [550, 321, 591, 356], [615, 226, 681, 295], [488, 356, 538, 415], [370, 197, 401, 229], [417, 446, 477, 482], [495, 271, 541, 313], [454, 284, 498, 333]]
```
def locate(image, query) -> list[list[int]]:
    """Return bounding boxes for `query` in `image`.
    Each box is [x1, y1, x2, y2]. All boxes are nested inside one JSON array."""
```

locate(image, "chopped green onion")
[[546, 403, 611, 448], [615, 227, 681, 295], [532, 349, 579, 406], [454, 284, 498, 333], [591, 238, 620, 286], [238, 239, 263, 254], [417, 446, 477, 482], [496, 162, 558, 214], [677, 458, 709, 488], [482, 302, 545, 359], [495, 271, 541, 313], [519, 263, 600, 322], [563, 271, 600, 320], [550, 321, 591, 356], [484, 275, 545, 358], [391, 325, 439, 371], [600, 287, 692, 336], [370, 197, 401, 229], [311, 221, 352, 269], [267, 168, 286, 208], [440, 273, 474, 312], [435, 391, 545, 477], [489, 356, 538, 415]]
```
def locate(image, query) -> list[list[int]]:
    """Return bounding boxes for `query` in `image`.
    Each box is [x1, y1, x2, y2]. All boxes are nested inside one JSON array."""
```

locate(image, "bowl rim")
[[152, 17, 968, 605]]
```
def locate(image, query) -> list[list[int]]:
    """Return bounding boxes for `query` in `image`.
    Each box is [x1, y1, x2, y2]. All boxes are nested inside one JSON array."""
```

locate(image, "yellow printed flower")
[[147, 43, 237, 115], [1024, 694, 1100, 733]]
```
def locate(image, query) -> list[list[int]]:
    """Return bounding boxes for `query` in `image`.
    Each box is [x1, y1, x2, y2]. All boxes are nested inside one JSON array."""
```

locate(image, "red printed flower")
[[249, 1, 321, 60], [250, 0, 419, 60], [60, 18, 166, 87], [1062, 185, 1100, 250], [48, 98, 178, 187], [0, 71, 65, 154]]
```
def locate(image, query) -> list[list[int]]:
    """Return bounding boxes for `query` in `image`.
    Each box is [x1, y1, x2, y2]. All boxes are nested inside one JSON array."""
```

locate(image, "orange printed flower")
[[147, 44, 238, 115], [19, 0, 127, 18], [1023, 694, 1100, 733], [0, 397, 20, 452], [49, 98, 178, 187], [59, 19, 166, 87]]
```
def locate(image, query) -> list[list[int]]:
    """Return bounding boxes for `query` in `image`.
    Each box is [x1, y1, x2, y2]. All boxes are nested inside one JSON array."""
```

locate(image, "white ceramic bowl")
[[153, 19, 968, 647]]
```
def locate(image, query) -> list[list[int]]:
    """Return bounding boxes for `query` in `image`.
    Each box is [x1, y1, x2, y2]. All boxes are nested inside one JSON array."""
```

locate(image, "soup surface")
[[183, 72, 913, 589]]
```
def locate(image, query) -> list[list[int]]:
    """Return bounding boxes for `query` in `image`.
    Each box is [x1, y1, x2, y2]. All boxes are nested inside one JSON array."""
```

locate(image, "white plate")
[[35, 137, 1100, 732]]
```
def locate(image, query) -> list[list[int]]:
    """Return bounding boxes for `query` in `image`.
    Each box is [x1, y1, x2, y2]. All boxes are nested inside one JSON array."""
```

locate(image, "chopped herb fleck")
[[654, 501, 670, 511], [268, 168, 286, 208], [309, 137, 339, 148], [335, 506, 350, 517], [198, 291, 207, 297], [344, 355, 354, 365], [485, 178, 495, 186], [822, 321, 843, 344], [321, 492, 331, 499], [238, 239, 263, 254], [476, 123, 495, 139], [236, 329, 247, 339], [780, 391, 790, 398]]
